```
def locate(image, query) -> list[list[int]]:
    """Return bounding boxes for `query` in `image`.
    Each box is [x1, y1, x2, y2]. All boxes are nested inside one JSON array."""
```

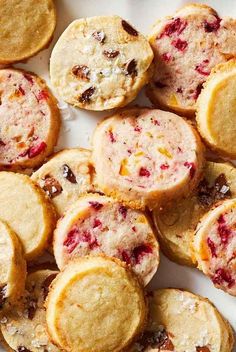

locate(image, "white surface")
[[13, 0, 236, 349]]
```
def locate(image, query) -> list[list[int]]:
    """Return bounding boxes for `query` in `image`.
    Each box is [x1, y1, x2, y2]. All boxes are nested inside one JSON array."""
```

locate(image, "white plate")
[[12, 0, 236, 349]]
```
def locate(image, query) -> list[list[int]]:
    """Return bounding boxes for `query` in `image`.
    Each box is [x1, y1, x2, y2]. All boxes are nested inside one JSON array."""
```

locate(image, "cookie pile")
[[0, 1, 235, 352]]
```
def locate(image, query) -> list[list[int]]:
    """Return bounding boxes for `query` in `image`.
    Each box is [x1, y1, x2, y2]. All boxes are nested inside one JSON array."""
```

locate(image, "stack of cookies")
[[0, 1, 235, 351]]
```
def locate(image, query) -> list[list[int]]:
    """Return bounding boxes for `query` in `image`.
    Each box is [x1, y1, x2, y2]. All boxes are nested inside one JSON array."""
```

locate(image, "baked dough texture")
[[50, 16, 153, 111], [130, 289, 234, 352], [0, 0, 56, 64], [153, 161, 236, 267], [0, 69, 60, 170], [147, 4, 236, 116], [32, 148, 95, 216], [92, 108, 205, 210], [194, 198, 236, 296], [197, 60, 236, 158], [46, 256, 147, 352], [53, 193, 159, 285], [0, 172, 57, 261], [1, 269, 59, 352]]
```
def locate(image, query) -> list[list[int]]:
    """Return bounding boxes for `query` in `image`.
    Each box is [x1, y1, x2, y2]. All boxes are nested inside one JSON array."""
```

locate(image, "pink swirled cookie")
[[92, 108, 204, 210], [147, 4, 236, 116], [0, 68, 60, 170], [194, 198, 236, 296], [54, 193, 159, 285]]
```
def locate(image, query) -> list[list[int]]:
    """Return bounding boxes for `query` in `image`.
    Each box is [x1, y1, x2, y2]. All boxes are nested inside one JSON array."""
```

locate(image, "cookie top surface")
[[32, 148, 95, 215], [53, 193, 159, 285], [194, 198, 236, 296], [197, 60, 236, 158], [50, 16, 153, 111], [1, 269, 59, 352], [92, 108, 204, 209], [0, 0, 56, 64], [147, 4, 236, 115], [0, 69, 60, 170], [0, 172, 56, 260], [46, 256, 147, 352], [131, 289, 234, 352], [153, 161, 236, 266]]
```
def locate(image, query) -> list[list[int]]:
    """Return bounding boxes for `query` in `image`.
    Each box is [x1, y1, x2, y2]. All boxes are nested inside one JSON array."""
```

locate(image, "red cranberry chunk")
[[139, 167, 151, 177], [195, 60, 210, 76], [193, 83, 204, 100], [217, 215, 231, 245], [159, 17, 187, 38], [207, 238, 217, 258], [184, 162, 196, 179], [89, 201, 103, 210], [171, 38, 188, 52], [118, 205, 128, 219], [121, 249, 131, 265], [93, 218, 102, 228], [160, 163, 169, 170], [37, 90, 49, 101], [212, 268, 235, 288], [203, 15, 221, 32], [132, 244, 152, 264], [108, 130, 116, 143], [28, 141, 47, 158], [162, 53, 172, 62]]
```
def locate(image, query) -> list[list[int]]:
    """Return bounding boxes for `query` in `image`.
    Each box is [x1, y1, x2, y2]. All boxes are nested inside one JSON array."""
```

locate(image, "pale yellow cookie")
[[32, 148, 95, 215], [153, 161, 236, 267], [50, 16, 153, 111], [46, 256, 147, 352], [197, 60, 236, 158], [0, 172, 57, 261], [1, 270, 59, 352], [130, 289, 234, 352], [0, 0, 56, 64]]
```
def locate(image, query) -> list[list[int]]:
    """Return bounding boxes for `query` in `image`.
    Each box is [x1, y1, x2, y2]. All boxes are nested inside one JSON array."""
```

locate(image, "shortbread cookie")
[[130, 289, 234, 352], [1, 270, 59, 352], [0, 220, 26, 312], [32, 148, 95, 215], [92, 108, 204, 210], [54, 193, 159, 285], [147, 4, 236, 116], [0, 172, 56, 261], [153, 161, 236, 266], [0, 69, 60, 170], [197, 60, 236, 158], [50, 16, 153, 111], [46, 256, 147, 352], [194, 198, 236, 296], [0, 0, 56, 64]]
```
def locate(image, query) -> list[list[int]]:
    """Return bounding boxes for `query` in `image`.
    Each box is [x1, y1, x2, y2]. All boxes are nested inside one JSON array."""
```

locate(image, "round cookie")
[[50, 16, 153, 111], [130, 289, 234, 352], [153, 161, 236, 267], [54, 193, 159, 285], [194, 198, 236, 296], [0, 172, 57, 261], [197, 60, 236, 158], [0, 68, 60, 170], [0, 220, 26, 312], [147, 4, 236, 116], [92, 108, 205, 210], [46, 256, 147, 352], [0, 0, 56, 64], [31, 148, 95, 215], [1, 269, 59, 352]]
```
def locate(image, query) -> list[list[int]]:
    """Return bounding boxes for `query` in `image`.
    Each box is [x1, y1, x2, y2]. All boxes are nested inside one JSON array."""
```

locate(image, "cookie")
[[0, 68, 60, 171], [0, 172, 57, 261], [153, 161, 236, 267], [92, 108, 205, 210], [31, 148, 95, 215], [0, 220, 26, 312], [147, 4, 236, 116], [197, 60, 236, 158], [46, 256, 147, 352], [1, 269, 59, 352], [50, 16, 153, 111], [194, 198, 236, 296], [53, 193, 159, 285], [0, 0, 56, 64], [130, 289, 234, 352]]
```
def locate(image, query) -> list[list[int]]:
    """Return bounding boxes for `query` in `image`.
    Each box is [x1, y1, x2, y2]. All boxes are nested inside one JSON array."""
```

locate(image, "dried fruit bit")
[[198, 173, 231, 207], [134, 125, 142, 132], [62, 164, 77, 184], [162, 52, 172, 62], [108, 130, 116, 143], [92, 31, 106, 44], [217, 215, 231, 245], [212, 268, 235, 288], [207, 238, 217, 258], [0, 285, 7, 308], [193, 83, 204, 100], [184, 162, 195, 179], [121, 20, 138, 36], [42, 274, 57, 300], [88, 201, 103, 210], [23, 73, 34, 85], [171, 38, 188, 51], [118, 205, 127, 219], [125, 59, 137, 76], [133, 244, 152, 264], [72, 65, 90, 80], [103, 49, 120, 59], [134, 327, 174, 351], [42, 175, 63, 198], [79, 87, 95, 103], [203, 16, 221, 32], [160, 163, 169, 170], [93, 218, 102, 228], [17, 346, 32, 352], [159, 17, 187, 38], [18, 85, 25, 96], [28, 141, 47, 158], [63, 229, 98, 253], [139, 167, 150, 177], [121, 250, 131, 265], [196, 347, 210, 352], [37, 90, 49, 101], [195, 59, 210, 76]]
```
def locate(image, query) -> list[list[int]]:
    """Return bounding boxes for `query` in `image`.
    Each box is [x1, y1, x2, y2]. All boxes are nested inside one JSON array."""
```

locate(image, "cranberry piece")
[[89, 201, 103, 210], [139, 167, 151, 177], [18, 85, 25, 96], [121, 20, 138, 36], [193, 83, 204, 100], [217, 215, 231, 245], [23, 73, 34, 85], [203, 15, 221, 32], [152, 119, 160, 126], [162, 53, 172, 62], [132, 244, 152, 264], [37, 90, 49, 101], [108, 130, 116, 143], [155, 81, 167, 89], [171, 38, 188, 51], [212, 268, 235, 288], [207, 238, 217, 258], [184, 162, 196, 179], [28, 141, 47, 158], [93, 218, 102, 228], [134, 126, 142, 132], [159, 17, 187, 38], [160, 163, 169, 170], [119, 205, 128, 219], [195, 59, 210, 76], [63, 228, 79, 253], [132, 226, 136, 232], [121, 249, 131, 265]]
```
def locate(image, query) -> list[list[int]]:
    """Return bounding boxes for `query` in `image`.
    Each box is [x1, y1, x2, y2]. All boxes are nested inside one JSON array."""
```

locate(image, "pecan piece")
[[17, 347, 32, 352], [79, 87, 95, 104], [196, 346, 210, 352], [72, 65, 90, 81], [103, 49, 120, 59], [121, 20, 138, 36], [0, 285, 7, 308], [42, 175, 62, 198], [92, 31, 106, 44], [125, 59, 137, 76], [62, 164, 77, 184]]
